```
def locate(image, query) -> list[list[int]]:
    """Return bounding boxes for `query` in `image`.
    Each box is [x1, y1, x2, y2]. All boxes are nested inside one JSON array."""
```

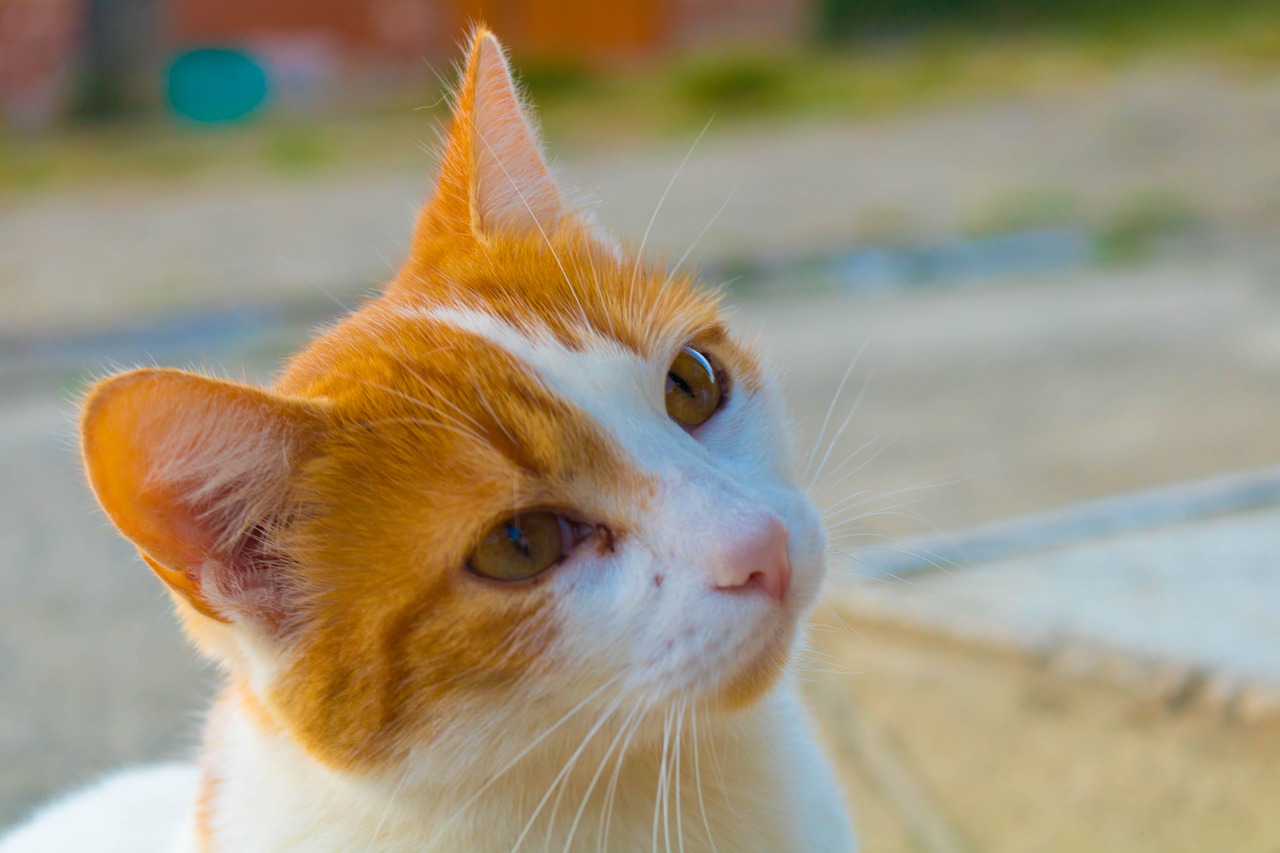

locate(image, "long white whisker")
[[539, 689, 628, 850], [377, 342, 492, 437], [599, 691, 652, 851], [328, 368, 485, 437], [690, 703, 720, 853], [806, 380, 877, 493], [653, 704, 674, 853], [361, 762, 413, 853], [562, 698, 647, 853], [811, 434, 896, 502], [673, 698, 686, 853], [423, 672, 624, 848], [671, 189, 736, 277], [802, 341, 870, 486], [510, 692, 628, 853], [472, 128, 591, 324], [821, 475, 966, 521], [633, 117, 715, 291], [824, 500, 933, 534]]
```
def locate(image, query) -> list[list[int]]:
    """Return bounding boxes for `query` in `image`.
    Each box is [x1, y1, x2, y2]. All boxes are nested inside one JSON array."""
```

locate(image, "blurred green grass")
[[2, 7, 1278, 196], [1096, 190, 1203, 263]]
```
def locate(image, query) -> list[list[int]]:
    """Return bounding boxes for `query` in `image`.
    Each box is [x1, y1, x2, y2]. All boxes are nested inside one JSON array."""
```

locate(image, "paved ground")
[[837, 487, 1280, 705], [808, 614, 1280, 853], [3, 66, 1280, 337]]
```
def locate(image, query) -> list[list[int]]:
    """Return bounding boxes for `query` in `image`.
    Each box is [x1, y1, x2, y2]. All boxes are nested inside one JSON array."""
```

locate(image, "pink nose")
[[711, 517, 791, 603]]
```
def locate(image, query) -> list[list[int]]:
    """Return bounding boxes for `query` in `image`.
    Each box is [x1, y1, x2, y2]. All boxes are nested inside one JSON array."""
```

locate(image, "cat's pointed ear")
[[415, 27, 568, 241], [81, 369, 322, 628]]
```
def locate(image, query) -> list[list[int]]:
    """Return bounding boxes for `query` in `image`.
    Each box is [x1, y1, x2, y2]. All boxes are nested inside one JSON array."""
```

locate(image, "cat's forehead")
[[285, 315, 622, 487], [394, 232, 724, 357], [282, 237, 750, 457]]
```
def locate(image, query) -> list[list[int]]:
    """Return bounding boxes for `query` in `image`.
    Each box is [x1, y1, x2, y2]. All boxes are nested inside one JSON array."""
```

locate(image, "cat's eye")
[[666, 346, 723, 429], [468, 511, 573, 582]]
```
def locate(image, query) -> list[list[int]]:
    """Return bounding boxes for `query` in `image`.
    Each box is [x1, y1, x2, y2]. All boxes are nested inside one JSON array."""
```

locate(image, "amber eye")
[[468, 511, 568, 582], [665, 346, 723, 428]]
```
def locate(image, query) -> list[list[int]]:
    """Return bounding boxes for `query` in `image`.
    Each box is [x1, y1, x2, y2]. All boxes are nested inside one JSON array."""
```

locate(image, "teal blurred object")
[[166, 48, 269, 123]]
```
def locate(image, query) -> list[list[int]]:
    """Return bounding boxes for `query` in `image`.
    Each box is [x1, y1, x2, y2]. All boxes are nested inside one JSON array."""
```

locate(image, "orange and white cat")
[[1, 29, 855, 853]]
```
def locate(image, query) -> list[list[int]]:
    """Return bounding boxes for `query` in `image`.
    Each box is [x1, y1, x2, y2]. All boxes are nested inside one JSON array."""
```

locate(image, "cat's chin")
[[704, 617, 797, 712]]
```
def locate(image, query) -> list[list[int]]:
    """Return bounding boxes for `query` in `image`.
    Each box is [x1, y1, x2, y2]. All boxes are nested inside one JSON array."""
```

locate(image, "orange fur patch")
[[264, 313, 656, 768]]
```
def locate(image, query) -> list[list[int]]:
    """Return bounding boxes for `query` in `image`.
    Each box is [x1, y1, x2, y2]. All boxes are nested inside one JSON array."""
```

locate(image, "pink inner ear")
[[200, 522, 295, 629], [81, 369, 312, 628], [470, 35, 564, 235]]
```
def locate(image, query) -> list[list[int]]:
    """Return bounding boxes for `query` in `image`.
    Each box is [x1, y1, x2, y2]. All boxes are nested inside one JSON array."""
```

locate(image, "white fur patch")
[[0, 764, 198, 853]]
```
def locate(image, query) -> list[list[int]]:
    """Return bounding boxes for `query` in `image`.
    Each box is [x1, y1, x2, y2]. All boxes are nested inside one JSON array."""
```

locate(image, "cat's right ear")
[[80, 369, 322, 628], [413, 28, 571, 243]]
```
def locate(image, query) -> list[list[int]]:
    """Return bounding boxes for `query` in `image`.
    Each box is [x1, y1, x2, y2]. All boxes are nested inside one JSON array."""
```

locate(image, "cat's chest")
[[200, 771, 788, 853], [196, 688, 853, 853]]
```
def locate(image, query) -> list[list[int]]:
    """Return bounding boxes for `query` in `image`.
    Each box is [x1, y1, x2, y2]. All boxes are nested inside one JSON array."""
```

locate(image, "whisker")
[[599, 690, 653, 851], [423, 672, 625, 848], [802, 341, 870, 487], [824, 501, 934, 535], [653, 704, 674, 853], [633, 117, 715, 294], [561, 697, 647, 853], [690, 702, 720, 853], [510, 691, 628, 853], [836, 538, 960, 577], [805, 369, 874, 494], [670, 189, 736, 278], [813, 600, 865, 642], [472, 128, 591, 326], [809, 429, 893, 500], [821, 475, 966, 522], [362, 762, 414, 853], [673, 697, 686, 853]]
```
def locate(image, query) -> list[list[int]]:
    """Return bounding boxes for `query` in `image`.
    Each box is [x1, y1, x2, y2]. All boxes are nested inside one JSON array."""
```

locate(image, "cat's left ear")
[[414, 27, 570, 241]]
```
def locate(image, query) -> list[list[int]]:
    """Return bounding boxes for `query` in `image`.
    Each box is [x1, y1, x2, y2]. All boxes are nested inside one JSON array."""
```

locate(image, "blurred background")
[[2, 0, 1279, 850]]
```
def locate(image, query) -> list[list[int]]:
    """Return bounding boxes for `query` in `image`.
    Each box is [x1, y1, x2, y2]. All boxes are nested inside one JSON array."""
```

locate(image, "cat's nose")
[[711, 516, 791, 603]]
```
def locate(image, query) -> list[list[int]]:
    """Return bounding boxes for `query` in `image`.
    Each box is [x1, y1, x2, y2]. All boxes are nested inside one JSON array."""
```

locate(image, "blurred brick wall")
[[0, 0, 813, 127], [668, 0, 810, 49], [0, 0, 81, 130], [169, 0, 809, 67], [170, 0, 460, 66]]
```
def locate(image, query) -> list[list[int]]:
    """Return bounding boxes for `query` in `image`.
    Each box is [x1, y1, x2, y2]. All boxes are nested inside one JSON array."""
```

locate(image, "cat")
[[1, 28, 856, 853]]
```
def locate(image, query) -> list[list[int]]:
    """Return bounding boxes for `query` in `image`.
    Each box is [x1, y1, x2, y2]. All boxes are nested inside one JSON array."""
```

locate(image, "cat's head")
[[80, 30, 826, 774]]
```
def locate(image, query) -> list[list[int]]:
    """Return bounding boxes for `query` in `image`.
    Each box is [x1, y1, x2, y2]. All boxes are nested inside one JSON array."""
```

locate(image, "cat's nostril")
[[711, 517, 791, 604]]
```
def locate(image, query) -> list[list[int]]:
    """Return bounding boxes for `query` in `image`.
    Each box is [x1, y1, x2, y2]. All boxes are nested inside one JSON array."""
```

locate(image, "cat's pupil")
[[669, 372, 693, 396], [506, 524, 532, 558], [467, 511, 566, 582]]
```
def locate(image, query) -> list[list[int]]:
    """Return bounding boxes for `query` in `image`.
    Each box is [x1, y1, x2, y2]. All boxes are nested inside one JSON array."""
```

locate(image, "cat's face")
[[80, 30, 826, 775]]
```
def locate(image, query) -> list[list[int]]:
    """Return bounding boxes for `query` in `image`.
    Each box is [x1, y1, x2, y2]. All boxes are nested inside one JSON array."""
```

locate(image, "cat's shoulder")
[[0, 763, 197, 853]]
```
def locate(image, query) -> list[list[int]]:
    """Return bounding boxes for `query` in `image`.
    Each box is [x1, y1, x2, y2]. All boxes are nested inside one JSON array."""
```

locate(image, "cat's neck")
[[187, 680, 841, 853]]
